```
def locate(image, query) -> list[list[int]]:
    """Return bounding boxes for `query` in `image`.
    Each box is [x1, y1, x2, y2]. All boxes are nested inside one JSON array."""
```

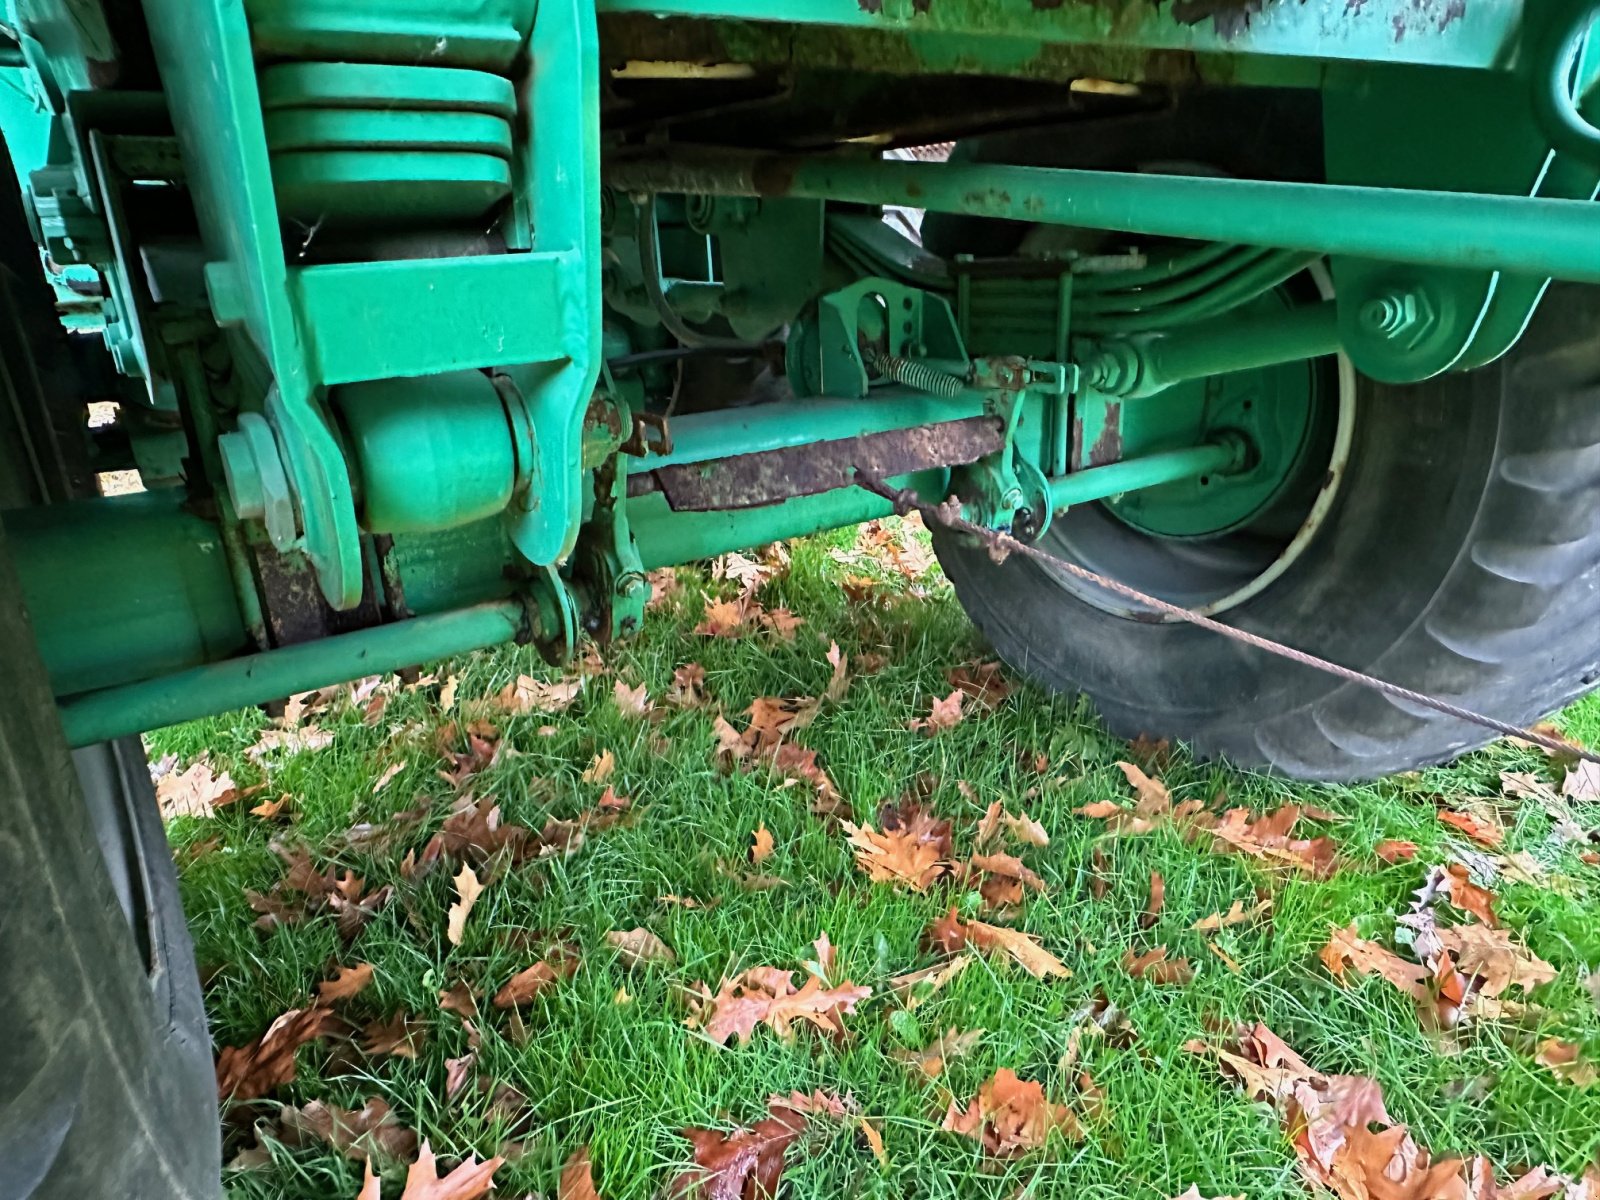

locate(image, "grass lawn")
[[156, 519, 1600, 1200]]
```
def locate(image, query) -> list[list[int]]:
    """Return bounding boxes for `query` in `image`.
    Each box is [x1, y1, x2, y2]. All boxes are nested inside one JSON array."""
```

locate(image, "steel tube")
[[628, 393, 986, 473], [57, 599, 526, 746], [630, 470, 946, 568], [1048, 444, 1240, 511], [606, 150, 1600, 283]]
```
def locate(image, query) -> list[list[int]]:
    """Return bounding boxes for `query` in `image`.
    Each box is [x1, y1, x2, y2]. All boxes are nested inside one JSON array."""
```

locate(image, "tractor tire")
[[934, 283, 1600, 780], [0, 519, 220, 1199], [926, 92, 1600, 780]]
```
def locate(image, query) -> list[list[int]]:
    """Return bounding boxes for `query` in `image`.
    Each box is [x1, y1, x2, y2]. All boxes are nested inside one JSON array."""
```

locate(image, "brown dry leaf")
[[438, 982, 479, 1022], [1563, 760, 1600, 803], [362, 1011, 423, 1059], [1435, 923, 1555, 998], [946, 661, 1012, 710], [251, 794, 290, 820], [909, 690, 964, 734], [767, 1089, 856, 1118], [365, 1139, 503, 1200], [859, 1118, 889, 1168], [1206, 805, 1339, 877], [927, 909, 1071, 979], [494, 949, 581, 1008], [157, 757, 239, 819], [371, 760, 406, 795], [824, 641, 850, 703], [605, 927, 676, 967], [1438, 807, 1505, 849], [279, 1096, 418, 1165], [941, 1068, 1083, 1159], [215, 1006, 349, 1101], [1141, 872, 1165, 929], [559, 1146, 602, 1200], [1439, 864, 1499, 927], [1535, 1038, 1599, 1087], [974, 799, 1048, 849], [446, 864, 485, 947], [614, 680, 652, 719], [668, 663, 707, 709], [687, 961, 870, 1045], [1122, 946, 1195, 986], [493, 674, 583, 716], [672, 1099, 810, 1200], [760, 607, 805, 640], [750, 824, 775, 865], [696, 596, 755, 637], [445, 1053, 476, 1101], [965, 850, 1047, 911], [1075, 761, 1198, 835], [248, 725, 335, 763], [1319, 924, 1430, 1003], [1192, 897, 1272, 932], [317, 963, 375, 1003], [843, 804, 953, 892], [582, 749, 616, 784], [888, 953, 972, 1007], [1376, 840, 1419, 864], [893, 1027, 984, 1079]]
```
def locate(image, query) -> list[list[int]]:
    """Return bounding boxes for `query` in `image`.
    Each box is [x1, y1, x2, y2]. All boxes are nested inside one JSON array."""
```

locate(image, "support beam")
[[57, 599, 527, 746], [1081, 301, 1342, 399], [605, 150, 1600, 283], [1048, 443, 1241, 512]]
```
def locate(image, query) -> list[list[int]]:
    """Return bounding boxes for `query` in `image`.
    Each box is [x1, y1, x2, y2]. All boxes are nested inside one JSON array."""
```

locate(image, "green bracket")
[[685, 193, 826, 340], [788, 276, 967, 398], [503, 0, 604, 569], [1324, 47, 1600, 382]]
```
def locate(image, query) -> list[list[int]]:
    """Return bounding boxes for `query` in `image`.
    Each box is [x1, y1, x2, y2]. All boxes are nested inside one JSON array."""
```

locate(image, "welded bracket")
[[787, 277, 966, 399]]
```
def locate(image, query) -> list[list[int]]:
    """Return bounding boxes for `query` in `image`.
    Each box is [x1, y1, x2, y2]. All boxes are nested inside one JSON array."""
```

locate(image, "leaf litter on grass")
[[164, 531, 1600, 1200]]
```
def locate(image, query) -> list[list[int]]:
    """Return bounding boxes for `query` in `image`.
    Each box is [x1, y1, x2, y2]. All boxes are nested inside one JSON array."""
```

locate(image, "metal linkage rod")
[[607, 149, 1600, 283], [852, 467, 1600, 766], [57, 599, 528, 746]]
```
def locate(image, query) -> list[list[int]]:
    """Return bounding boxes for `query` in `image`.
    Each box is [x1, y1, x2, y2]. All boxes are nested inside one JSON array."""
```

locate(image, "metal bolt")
[[217, 412, 297, 551], [1357, 287, 1437, 346]]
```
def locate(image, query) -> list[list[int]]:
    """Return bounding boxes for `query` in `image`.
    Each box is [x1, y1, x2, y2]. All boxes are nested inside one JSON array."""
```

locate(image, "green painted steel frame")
[[594, 0, 1522, 71]]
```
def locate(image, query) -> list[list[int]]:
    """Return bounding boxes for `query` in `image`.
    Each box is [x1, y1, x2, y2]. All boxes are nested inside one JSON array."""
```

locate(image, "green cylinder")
[[337, 369, 517, 533], [5, 492, 250, 698]]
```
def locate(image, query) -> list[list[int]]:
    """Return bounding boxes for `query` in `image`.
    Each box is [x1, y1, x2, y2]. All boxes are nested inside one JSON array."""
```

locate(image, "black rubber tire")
[[936, 284, 1600, 780], [925, 91, 1600, 780], [0, 519, 220, 1198]]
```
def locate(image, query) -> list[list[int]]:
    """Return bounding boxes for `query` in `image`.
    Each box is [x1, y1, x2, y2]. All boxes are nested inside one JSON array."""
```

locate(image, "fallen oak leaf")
[[843, 804, 953, 892], [446, 864, 486, 947], [941, 1068, 1084, 1159], [362, 1139, 503, 1200], [927, 909, 1070, 979], [908, 689, 964, 734], [494, 949, 581, 1008], [672, 1098, 810, 1200], [888, 953, 972, 1007], [1122, 946, 1195, 986], [1141, 871, 1165, 928], [317, 962, 375, 1003], [1376, 840, 1419, 864], [156, 756, 239, 819], [1535, 1038, 1599, 1087], [278, 1096, 417, 1165], [581, 749, 616, 784], [750, 824, 775, 865], [824, 642, 850, 703], [215, 1006, 350, 1101], [1438, 807, 1505, 849], [946, 660, 1012, 709], [687, 961, 870, 1045], [767, 1089, 857, 1118], [362, 1011, 423, 1059], [614, 680, 653, 719], [559, 1146, 603, 1200], [1191, 898, 1272, 932]]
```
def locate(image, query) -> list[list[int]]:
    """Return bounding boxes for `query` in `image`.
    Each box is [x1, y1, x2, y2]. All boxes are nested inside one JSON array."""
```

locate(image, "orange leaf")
[[1121, 946, 1194, 986], [1375, 840, 1418, 863], [1438, 809, 1504, 848], [941, 1068, 1083, 1159], [390, 1139, 503, 1200], [317, 963, 375, 1003], [559, 1146, 603, 1200], [751, 824, 775, 864]]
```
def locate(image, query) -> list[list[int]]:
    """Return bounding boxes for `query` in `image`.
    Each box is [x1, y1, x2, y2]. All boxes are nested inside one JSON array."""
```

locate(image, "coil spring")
[[861, 346, 966, 398]]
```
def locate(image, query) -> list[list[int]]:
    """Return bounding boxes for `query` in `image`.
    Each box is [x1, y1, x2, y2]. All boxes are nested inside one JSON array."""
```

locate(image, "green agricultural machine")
[[4, 0, 1600, 1192]]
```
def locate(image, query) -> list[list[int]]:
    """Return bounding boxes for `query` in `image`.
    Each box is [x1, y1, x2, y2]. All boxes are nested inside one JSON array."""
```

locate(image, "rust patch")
[[654, 416, 1005, 512], [1170, 0, 1264, 38], [750, 154, 801, 198], [1087, 400, 1122, 468]]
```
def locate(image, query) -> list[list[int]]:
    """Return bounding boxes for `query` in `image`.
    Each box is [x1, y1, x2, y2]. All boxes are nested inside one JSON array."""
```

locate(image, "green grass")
[[159, 525, 1600, 1200]]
